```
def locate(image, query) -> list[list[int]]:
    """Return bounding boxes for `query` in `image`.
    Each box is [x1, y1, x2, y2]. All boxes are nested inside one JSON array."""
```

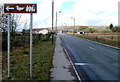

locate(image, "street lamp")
[[64, 23, 67, 31], [71, 17, 75, 34], [56, 11, 61, 33]]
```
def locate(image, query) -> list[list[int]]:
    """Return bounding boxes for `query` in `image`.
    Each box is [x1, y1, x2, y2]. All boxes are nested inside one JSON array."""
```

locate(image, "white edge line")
[[60, 40, 82, 81], [64, 47, 82, 81]]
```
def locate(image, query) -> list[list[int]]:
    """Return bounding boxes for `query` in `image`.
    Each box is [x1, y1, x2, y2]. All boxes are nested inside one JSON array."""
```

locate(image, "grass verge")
[[2, 38, 55, 80], [69, 34, 119, 48]]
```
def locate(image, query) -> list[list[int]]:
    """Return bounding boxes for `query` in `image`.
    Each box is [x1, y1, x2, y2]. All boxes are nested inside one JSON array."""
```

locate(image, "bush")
[[2, 32, 52, 51], [109, 24, 113, 29], [2, 32, 7, 51]]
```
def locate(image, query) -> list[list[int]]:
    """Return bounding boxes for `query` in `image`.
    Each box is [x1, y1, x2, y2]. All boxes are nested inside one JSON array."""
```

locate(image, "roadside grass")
[[68, 34, 119, 48], [2, 38, 55, 80]]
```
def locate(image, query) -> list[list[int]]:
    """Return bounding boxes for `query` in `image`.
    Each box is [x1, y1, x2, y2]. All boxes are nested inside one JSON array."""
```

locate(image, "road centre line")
[[89, 47, 96, 50], [75, 63, 97, 66], [75, 63, 90, 66]]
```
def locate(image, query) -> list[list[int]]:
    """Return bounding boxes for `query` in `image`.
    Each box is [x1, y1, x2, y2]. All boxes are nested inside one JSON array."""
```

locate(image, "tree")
[[109, 23, 113, 29], [1, 14, 22, 32], [10, 14, 22, 32], [0, 5, 3, 29], [9, 14, 22, 47], [113, 26, 120, 32], [0, 5, 8, 32], [89, 28, 95, 33]]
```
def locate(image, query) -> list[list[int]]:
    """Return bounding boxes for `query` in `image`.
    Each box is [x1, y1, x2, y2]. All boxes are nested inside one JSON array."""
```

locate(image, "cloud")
[[62, 0, 118, 26], [0, 0, 119, 30]]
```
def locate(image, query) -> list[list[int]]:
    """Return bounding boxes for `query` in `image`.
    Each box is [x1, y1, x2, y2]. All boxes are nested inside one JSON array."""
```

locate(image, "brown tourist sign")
[[4, 3, 37, 78], [4, 4, 37, 13]]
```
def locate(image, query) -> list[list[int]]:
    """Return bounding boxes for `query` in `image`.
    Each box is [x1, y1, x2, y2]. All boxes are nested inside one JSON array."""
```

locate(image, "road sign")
[[4, 4, 37, 13], [5, 3, 37, 78]]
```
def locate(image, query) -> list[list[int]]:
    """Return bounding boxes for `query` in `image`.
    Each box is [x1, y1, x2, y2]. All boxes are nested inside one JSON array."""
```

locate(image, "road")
[[59, 34, 119, 81]]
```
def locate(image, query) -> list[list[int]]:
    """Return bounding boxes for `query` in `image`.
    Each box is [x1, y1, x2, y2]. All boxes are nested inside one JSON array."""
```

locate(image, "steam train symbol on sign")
[[26, 5, 35, 12], [16, 5, 36, 12], [16, 5, 24, 11]]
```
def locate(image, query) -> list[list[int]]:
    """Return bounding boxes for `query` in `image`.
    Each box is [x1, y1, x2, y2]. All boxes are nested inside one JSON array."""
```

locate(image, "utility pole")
[[55, 12, 57, 33], [52, 0, 54, 44]]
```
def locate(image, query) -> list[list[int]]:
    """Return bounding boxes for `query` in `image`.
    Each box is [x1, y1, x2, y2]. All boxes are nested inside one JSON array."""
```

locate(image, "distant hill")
[[47, 26, 108, 32]]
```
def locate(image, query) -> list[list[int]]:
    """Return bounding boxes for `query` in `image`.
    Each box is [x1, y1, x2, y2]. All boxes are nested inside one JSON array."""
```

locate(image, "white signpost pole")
[[7, 14, 10, 78], [30, 13, 33, 78]]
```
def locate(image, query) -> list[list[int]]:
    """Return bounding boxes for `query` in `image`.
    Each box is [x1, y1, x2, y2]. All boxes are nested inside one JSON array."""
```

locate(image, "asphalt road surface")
[[59, 34, 119, 81]]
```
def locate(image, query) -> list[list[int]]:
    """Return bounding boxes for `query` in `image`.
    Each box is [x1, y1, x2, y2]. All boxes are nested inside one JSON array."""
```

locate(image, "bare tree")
[[10, 14, 22, 32], [9, 14, 22, 47], [0, 5, 3, 28], [0, 5, 7, 32]]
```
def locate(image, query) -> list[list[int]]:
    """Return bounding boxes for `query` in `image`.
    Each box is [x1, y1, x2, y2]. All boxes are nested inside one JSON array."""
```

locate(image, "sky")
[[0, 0, 119, 29]]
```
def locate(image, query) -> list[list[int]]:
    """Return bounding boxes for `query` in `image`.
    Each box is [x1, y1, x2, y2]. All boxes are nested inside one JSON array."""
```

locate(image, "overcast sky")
[[1, 0, 119, 29]]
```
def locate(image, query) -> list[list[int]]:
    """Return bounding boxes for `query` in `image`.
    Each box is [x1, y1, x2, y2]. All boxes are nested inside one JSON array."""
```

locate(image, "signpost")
[[4, 3, 37, 78], [7, 14, 10, 78], [30, 13, 33, 77]]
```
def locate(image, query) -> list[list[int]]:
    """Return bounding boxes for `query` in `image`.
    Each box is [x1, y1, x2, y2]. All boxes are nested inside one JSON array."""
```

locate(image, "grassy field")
[[86, 33, 119, 41], [2, 38, 55, 80], [68, 33, 119, 48]]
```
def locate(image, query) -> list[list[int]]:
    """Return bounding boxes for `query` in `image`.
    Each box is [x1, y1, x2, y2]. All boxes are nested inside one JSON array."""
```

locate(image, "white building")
[[33, 28, 49, 35]]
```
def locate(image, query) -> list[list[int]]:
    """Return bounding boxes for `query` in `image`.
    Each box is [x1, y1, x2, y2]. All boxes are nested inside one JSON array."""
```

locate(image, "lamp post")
[[64, 23, 67, 32], [55, 11, 61, 33], [71, 17, 75, 34]]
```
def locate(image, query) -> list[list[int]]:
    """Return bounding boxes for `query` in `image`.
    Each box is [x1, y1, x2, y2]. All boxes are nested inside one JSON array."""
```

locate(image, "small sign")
[[4, 4, 37, 13]]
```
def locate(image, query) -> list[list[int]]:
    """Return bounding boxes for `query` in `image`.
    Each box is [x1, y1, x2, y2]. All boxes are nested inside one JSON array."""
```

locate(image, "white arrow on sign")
[[6, 6, 14, 11]]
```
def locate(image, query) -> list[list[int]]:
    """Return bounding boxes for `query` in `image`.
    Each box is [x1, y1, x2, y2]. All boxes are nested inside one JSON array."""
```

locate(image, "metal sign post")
[[30, 13, 33, 78], [7, 14, 10, 78], [4, 3, 37, 78]]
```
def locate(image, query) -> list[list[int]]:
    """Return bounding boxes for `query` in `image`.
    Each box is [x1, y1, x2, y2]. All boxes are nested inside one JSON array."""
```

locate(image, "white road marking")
[[89, 47, 96, 50], [75, 63, 90, 66], [88, 46, 118, 55], [63, 45, 82, 81]]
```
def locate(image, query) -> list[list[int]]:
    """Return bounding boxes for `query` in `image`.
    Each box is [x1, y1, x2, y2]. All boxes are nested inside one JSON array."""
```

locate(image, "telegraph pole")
[[52, 0, 54, 44], [55, 12, 57, 33]]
